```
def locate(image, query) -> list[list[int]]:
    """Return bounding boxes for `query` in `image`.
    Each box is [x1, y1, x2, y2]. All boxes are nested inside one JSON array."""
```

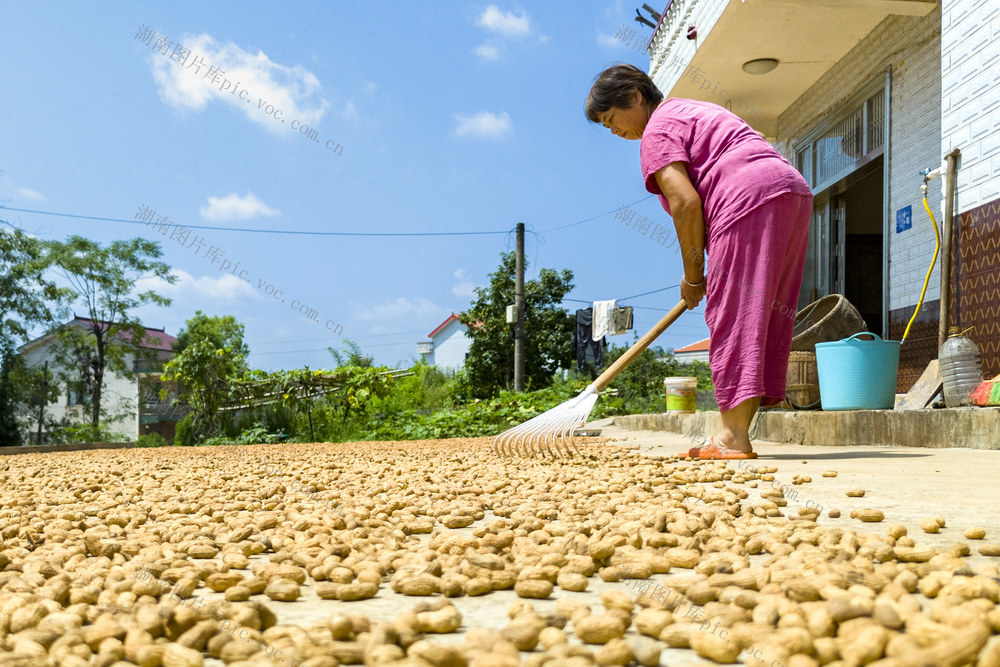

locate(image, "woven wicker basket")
[[791, 294, 867, 352], [779, 351, 821, 410]]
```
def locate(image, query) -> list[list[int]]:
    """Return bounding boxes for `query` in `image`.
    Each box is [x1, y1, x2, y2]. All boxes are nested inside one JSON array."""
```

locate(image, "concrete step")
[[612, 406, 1000, 448]]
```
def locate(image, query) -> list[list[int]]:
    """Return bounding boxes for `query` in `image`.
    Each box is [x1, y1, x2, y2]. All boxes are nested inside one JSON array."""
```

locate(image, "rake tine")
[[540, 412, 571, 457], [554, 419, 574, 457], [496, 429, 518, 456], [548, 409, 579, 456], [506, 417, 539, 454], [499, 418, 537, 457], [532, 407, 567, 455], [564, 424, 578, 457], [551, 428, 568, 458], [563, 422, 580, 457], [562, 420, 580, 457], [526, 417, 555, 458]]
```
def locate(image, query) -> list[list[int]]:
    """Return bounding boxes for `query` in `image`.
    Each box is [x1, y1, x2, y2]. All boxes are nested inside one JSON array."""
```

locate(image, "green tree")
[[162, 311, 250, 440], [0, 225, 66, 356], [49, 236, 175, 439], [0, 353, 60, 446], [0, 225, 69, 444], [460, 251, 574, 398]]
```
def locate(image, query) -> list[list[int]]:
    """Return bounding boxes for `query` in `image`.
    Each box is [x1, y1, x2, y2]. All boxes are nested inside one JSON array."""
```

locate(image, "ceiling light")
[[742, 58, 779, 75]]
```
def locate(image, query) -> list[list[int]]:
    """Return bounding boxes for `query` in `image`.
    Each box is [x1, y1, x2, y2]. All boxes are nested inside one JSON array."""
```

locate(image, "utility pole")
[[36, 361, 47, 446], [514, 222, 526, 392]]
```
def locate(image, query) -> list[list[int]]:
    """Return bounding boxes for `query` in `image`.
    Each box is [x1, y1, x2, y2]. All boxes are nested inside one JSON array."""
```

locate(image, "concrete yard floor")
[[598, 417, 1000, 565], [195, 424, 1000, 666]]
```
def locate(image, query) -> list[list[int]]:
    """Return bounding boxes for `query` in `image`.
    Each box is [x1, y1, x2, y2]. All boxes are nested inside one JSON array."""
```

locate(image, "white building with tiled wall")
[[942, 0, 1000, 211], [645, 0, 998, 390], [16, 318, 181, 443]]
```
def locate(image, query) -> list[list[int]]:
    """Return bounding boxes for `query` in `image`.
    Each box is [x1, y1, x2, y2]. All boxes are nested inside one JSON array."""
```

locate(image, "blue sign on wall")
[[896, 205, 912, 233]]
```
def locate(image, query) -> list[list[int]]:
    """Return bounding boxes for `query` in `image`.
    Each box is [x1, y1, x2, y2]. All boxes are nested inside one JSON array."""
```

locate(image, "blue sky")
[[1, 1, 708, 371]]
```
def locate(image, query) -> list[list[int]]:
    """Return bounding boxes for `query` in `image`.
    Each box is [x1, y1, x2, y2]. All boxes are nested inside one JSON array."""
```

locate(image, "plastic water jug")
[[939, 328, 982, 407]]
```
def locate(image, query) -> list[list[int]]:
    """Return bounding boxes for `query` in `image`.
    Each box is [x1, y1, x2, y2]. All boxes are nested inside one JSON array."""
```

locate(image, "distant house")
[[673, 337, 710, 364], [17, 317, 187, 443], [417, 314, 471, 371]]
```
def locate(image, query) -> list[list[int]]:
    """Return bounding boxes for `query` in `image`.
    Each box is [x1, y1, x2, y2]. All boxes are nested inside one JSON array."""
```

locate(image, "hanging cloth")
[[611, 306, 633, 334], [592, 300, 616, 340], [575, 308, 605, 373]]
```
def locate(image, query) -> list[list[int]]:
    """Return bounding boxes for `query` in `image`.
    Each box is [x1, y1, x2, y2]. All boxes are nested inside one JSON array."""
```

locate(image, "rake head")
[[493, 385, 599, 458]]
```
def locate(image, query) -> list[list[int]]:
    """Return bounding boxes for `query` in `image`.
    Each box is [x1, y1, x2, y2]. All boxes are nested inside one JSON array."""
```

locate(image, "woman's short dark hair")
[[585, 64, 664, 123]]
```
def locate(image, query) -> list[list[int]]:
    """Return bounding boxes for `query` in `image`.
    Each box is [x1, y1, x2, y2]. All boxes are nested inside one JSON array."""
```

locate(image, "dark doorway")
[[838, 159, 884, 333]]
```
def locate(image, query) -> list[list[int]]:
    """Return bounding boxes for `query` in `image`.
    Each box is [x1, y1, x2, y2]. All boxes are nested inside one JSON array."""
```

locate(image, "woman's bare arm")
[[654, 162, 705, 283]]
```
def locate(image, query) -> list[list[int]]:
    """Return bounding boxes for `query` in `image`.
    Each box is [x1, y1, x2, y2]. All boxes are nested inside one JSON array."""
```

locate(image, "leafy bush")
[[370, 362, 451, 414], [136, 432, 168, 448], [47, 422, 129, 444], [204, 425, 286, 447], [368, 378, 587, 441], [173, 415, 194, 446], [232, 405, 295, 442]]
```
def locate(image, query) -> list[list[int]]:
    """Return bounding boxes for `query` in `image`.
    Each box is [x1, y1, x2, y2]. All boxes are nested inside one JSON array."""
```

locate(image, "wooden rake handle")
[[593, 299, 690, 392]]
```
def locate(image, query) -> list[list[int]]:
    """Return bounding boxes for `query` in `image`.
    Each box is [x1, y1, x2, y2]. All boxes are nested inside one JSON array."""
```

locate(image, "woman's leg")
[[713, 396, 761, 452], [702, 192, 812, 453]]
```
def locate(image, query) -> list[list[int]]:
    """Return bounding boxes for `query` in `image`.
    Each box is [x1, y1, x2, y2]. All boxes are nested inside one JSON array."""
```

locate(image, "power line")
[[248, 329, 428, 346], [248, 348, 334, 356], [2, 196, 659, 238], [619, 284, 680, 301], [0, 195, 653, 237], [538, 195, 656, 232], [248, 339, 416, 356], [0, 206, 510, 238]]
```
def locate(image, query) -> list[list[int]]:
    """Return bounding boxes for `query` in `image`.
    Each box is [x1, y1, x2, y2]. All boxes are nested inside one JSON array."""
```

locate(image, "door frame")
[[807, 155, 886, 335], [793, 70, 891, 337]]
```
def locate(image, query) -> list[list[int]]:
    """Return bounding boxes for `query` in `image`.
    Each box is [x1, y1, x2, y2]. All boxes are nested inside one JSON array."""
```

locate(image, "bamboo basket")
[[779, 351, 821, 410]]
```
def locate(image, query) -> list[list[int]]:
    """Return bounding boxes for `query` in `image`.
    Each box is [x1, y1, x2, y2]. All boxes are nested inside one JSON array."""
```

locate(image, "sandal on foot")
[[680, 438, 757, 460]]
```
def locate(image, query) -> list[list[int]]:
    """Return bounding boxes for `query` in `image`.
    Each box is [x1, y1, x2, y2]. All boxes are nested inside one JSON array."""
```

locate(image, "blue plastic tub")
[[815, 333, 901, 410]]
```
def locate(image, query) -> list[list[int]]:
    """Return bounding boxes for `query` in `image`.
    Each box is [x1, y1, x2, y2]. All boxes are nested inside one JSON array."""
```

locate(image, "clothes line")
[[563, 283, 680, 305]]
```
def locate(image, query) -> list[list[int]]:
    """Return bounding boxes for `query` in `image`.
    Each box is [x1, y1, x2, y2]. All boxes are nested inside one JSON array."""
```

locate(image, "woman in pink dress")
[[586, 64, 813, 460]]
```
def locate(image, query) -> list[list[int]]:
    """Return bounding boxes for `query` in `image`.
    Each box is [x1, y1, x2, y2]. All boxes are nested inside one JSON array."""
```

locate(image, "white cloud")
[[597, 33, 620, 49], [137, 269, 259, 303], [17, 187, 44, 201], [350, 297, 448, 324], [452, 269, 477, 298], [474, 44, 501, 61], [0, 172, 45, 203], [342, 100, 358, 120], [478, 5, 531, 37], [149, 33, 329, 134], [199, 192, 280, 221], [453, 111, 512, 139]]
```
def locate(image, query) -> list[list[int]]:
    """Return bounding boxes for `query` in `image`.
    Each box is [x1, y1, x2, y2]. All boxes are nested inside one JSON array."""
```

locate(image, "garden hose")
[[901, 192, 940, 345]]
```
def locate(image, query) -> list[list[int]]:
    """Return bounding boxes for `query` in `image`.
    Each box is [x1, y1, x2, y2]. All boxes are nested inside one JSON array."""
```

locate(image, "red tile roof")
[[675, 337, 710, 353], [428, 314, 461, 339], [72, 318, 177, 351]]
